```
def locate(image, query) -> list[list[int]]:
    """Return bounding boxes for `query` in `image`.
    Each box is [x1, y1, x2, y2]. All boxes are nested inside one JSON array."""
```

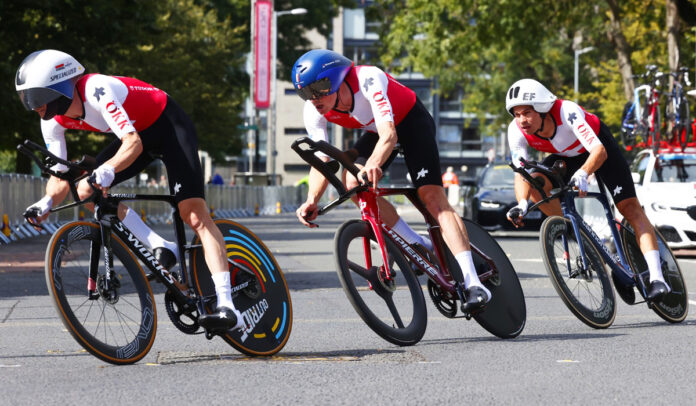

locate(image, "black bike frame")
[[515, 161, 650, 296]]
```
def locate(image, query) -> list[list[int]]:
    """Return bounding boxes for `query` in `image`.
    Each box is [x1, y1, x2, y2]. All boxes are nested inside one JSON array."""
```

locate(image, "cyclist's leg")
[[75, 138, 179, 262], [347, 132, 432, 249], [154, 96, 244, 330], [396, 99, 490, 305], [594, 122, 668, 297]]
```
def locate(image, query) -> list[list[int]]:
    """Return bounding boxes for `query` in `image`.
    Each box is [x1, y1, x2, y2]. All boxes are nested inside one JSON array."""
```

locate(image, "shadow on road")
[[419, 331, 626, 346]]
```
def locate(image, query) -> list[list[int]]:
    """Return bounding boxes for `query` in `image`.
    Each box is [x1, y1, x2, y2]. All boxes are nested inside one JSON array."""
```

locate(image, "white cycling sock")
[[644, 250, 668, 287], [211, 271, 237, 310], [122, 207, 179, 262], [455, 251, 491, 301], [392, 218, 433, 250]]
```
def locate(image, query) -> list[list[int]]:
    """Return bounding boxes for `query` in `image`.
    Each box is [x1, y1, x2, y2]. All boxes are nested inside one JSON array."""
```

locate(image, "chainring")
[[164, 290, 200, 334], [427, 279, 457, 318]]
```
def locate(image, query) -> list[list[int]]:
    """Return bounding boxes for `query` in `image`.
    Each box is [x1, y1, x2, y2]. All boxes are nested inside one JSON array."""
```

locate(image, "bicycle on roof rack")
[[17, 140, 292, 364], [509, 157, 687, 328], [291, 137, 526, 345]]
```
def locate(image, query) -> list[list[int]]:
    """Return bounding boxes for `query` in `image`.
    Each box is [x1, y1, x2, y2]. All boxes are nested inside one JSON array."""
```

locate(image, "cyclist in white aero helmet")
[[15, 49, 245, 332], [505, 78, 669, 301]]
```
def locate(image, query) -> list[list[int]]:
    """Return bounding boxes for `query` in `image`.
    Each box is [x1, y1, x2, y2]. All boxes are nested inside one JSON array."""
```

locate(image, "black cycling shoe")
[[460, 286, 489, 313], [410, 244, 435, 276], [154, 247, 177, 270], [646, 280, 670, 301], [147, 247, 177, 281], [198, 306, 240, 332], [611, 271, 635, 305]]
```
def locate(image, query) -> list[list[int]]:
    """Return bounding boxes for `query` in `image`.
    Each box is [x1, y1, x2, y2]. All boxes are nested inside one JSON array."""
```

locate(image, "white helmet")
[[15, 49, 85, 118], [505, 79, 556, 116]]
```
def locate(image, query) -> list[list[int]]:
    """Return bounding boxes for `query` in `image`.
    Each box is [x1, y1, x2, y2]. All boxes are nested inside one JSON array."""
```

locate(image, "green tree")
[[0, 0, 351, 173], [371, 0, 695, 141]]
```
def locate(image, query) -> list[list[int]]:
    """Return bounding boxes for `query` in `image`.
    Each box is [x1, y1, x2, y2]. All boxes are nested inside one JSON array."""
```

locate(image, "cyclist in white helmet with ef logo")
[[505, 78, 669, 301], [15, 49, 245, 331]]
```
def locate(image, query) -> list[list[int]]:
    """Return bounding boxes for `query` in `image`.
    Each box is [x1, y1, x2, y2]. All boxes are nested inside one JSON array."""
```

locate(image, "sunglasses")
[[296, 77, 332, 101]]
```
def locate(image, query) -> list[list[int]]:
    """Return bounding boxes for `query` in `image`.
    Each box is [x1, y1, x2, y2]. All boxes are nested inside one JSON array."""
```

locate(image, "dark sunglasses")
[[296, 77, 332, 101]]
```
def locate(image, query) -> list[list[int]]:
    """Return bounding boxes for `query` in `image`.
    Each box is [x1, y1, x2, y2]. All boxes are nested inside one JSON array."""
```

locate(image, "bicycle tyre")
[[460, 218, 526, 338], [45, 221, 156, 365], [620, 221, 688, 323], [190, 219, 292, 356], [334, 219, 427, 346], [650, 106, 661, 154], [679, 96, 690, 151], [620, 102, 638, 149], [540, 216, 616, 329]]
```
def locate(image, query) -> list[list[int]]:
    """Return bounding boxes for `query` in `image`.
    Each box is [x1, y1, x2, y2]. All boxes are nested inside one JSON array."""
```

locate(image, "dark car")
[[461, 163, 545, 230]]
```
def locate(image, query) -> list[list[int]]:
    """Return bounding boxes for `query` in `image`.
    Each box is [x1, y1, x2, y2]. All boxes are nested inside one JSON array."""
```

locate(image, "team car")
[[630, 148, 696, 249]]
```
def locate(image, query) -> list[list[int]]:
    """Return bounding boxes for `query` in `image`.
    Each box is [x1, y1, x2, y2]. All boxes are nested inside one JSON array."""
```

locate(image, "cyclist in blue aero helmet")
[[292, 49, 354, 102], [291, 49, 492, 310]]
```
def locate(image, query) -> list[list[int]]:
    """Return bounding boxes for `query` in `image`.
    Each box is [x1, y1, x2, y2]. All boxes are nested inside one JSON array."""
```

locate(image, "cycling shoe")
[[646, 280, 670, 301], [410, 243, 435, 276], [199, 306, 245, 332], [611, 271, 635, 305], [461, 286, 489, 313]]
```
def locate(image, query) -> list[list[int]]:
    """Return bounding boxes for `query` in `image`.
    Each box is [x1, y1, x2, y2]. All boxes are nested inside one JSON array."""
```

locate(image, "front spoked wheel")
[[540, 216, 616, 329], [46, 221, 156, 364], [620, 221, 688, 323], [460, 218, 526, 338], [334, 220, 427, 346], [191, 219, 292, 356]]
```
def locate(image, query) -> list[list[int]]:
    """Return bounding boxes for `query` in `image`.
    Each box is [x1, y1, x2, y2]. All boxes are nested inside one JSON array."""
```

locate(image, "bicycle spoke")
[[382, 293, 405, 328], [346, 260, 371, 280]]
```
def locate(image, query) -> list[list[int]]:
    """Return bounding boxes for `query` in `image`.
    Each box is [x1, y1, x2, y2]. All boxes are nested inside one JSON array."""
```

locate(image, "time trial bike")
[[509, 157, 687, 328], [292, 137, 525, 345], [18, 140, 292, 364]]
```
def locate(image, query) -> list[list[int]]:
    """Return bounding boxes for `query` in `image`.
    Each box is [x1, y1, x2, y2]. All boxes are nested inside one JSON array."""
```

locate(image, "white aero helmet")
[[15, 49, 85, 118], [505, 78, 556, 116]]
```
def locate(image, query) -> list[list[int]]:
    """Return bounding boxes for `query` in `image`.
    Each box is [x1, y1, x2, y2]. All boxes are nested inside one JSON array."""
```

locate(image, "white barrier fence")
[[0, 173, 304, 244]]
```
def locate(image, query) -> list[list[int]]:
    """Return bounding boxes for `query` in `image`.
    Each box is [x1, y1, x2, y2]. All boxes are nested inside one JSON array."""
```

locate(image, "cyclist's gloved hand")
[[570, 168, 588, 195], [93, 163, 115, 188], [506, 199, 528, 228], [24, 195, 53, 227]]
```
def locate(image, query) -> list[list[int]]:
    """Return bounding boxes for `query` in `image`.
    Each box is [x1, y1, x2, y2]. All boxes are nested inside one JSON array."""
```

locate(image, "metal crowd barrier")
[[0, 174, 305, 244]]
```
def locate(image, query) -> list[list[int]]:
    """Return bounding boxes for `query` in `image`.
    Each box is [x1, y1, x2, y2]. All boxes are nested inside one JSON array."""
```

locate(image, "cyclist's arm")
[[101, 131, 143, 173], [39, 119, 71, 206], [302, 101, 332, 204], [508, 121, 533, 202], [563, 102, 607, 175], [358, 67, 398, 180]]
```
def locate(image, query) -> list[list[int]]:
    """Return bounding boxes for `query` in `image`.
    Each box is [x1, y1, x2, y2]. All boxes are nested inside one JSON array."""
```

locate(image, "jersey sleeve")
[[356, 66, 394, 126], [40, 119, 69, 173], [303, 101, 330, 159], [507, 121, 529, 168], [83, 75, 137, 138], [560, 101, 602, 152]]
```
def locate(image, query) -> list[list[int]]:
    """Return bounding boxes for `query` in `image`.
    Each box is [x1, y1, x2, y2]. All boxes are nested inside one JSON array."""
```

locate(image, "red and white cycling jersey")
[[303, 65, 416, 142], [508, 99, 602, 167], [41, 73, 168, 170]]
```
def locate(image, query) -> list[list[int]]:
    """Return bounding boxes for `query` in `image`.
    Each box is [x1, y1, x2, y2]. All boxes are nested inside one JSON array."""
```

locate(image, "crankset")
[[164, 290, 201, 334], [427, 279, 458, 318]]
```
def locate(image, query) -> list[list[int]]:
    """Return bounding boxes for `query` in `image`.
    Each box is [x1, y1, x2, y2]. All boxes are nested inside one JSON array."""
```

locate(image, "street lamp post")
[[574, 46, 594, 102], [269, 7, 307, 185]]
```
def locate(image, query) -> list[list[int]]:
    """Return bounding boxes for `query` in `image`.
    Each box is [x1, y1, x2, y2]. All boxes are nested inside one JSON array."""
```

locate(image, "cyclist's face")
[[512, 105, 541, 134], [33, 104, 47, 119], [310, 92, 338, 115]]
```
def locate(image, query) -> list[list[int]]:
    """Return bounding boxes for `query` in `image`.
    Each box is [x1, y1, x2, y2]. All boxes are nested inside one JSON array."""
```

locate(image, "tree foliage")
[[371, 0, 696, 141], [0, 0, 349, 173]]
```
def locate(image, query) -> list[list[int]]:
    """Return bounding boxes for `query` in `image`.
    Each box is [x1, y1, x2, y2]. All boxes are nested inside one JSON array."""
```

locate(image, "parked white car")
[[630, 149, 696, 249]]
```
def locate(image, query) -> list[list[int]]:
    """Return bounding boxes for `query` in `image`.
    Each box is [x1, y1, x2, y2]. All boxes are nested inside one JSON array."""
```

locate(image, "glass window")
[[651, 156, 696, 183], [344, 9, 366, 39], [438, 124, 462, 157]]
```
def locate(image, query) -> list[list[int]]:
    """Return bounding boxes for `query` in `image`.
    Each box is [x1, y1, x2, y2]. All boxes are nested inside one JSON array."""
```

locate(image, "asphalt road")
[[2, 207, 696, 404]]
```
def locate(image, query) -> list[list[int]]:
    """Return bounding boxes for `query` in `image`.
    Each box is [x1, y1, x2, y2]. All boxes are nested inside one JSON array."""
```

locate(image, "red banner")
[[254, 0, 272, 109]]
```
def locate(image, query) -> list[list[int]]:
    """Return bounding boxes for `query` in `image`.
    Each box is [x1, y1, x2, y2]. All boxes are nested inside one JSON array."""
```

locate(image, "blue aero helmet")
[[291, 49, 353, 101]]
